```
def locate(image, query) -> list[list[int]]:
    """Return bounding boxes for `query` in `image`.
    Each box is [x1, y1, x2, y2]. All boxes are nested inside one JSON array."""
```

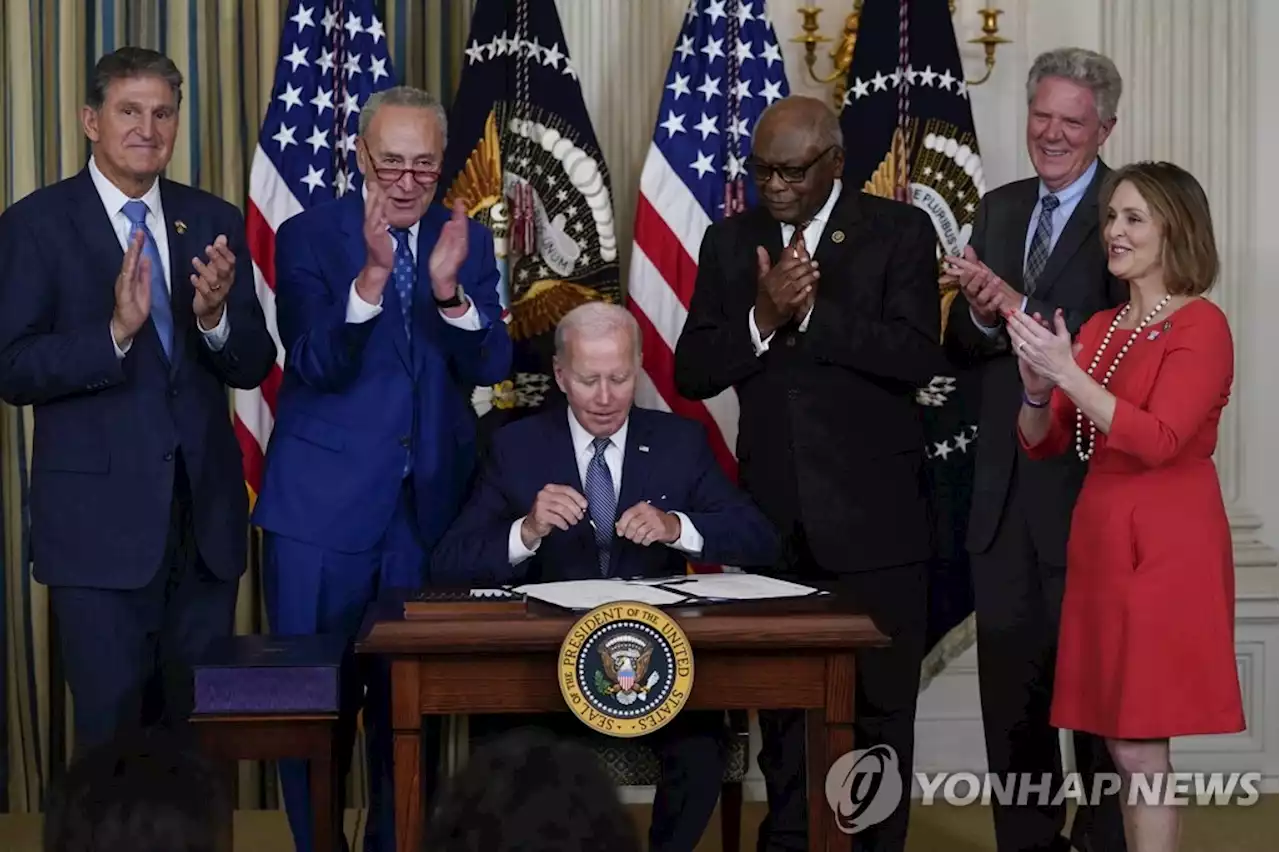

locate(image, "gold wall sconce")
[[792, 1, 1012, 111]]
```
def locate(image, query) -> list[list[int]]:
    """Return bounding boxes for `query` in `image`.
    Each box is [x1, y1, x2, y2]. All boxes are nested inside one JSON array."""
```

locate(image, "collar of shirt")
[[360, 183, 420, 257], [780, 178, 842, 251], [89, 154, 165, 228], [1038, 157, 1097, 208], [567, 407, 627, 489]]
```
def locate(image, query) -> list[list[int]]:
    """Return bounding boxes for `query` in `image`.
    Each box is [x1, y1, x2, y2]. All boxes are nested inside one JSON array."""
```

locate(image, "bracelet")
[[1022, 389, 1051, 409]]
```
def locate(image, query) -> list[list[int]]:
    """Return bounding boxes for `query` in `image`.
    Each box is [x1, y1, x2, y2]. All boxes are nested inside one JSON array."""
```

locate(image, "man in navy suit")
[[250, 85, 512, 852], [432, 302, 778, 852], [0, 48, 276, 754]]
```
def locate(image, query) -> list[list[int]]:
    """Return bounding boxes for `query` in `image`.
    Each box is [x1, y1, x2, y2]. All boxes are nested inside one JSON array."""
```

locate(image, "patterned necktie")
[[1023, 193, 1060, 296], [584, 436, 616, 576], [121, 200, 173, 359], [390, 228, 415, 343]]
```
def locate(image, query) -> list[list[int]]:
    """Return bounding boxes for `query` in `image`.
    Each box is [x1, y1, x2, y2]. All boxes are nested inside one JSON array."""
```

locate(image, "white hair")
[[554, 303, 641, 366], [358, 85, 448, 142]]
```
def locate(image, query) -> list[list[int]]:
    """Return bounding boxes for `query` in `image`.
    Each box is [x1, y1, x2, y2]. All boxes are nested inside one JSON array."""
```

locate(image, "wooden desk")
[[355, 592, 889, 852]]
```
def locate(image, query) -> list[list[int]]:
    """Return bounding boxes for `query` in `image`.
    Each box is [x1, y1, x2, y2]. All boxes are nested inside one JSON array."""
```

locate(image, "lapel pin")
[[831, 230, 845, 243], [175, 220, 187, 234], [1147, 330, 1160, 341], [1163, 320, 1172, 332], [638, 445, 649, 453]]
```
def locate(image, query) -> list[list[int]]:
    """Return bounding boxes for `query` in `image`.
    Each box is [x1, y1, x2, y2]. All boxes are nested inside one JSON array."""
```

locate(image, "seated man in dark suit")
[[432, 302, 779, 852]]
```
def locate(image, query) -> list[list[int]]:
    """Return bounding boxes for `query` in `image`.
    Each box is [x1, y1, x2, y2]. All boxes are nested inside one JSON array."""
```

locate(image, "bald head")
[[748, 96, 844, 224]]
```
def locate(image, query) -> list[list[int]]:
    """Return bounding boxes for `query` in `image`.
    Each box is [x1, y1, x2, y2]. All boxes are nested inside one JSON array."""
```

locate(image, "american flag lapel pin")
[[639, 445, 650, 453]]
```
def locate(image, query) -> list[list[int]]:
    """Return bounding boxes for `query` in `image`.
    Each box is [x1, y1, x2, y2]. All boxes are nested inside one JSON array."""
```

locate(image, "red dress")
[[1019, 298, 1245, 740]]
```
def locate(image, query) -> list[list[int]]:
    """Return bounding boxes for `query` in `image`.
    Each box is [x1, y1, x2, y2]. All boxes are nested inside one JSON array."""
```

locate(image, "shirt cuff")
[[748, 307, 775, 355], [439, 298, 483, 330], [971, 306, 1002, 337], [508, 517, 540, 564], [198, 308, 231, 351], [111, 322, 131, 359], [667, 511, 704, 555], [347, 279, 383, 323]]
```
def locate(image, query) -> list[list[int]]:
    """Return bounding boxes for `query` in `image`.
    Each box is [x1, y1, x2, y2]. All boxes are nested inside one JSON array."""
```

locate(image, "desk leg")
[[391, 659, 423, 852], [809, 653, 857, 852], [310, 743, 339, 852]]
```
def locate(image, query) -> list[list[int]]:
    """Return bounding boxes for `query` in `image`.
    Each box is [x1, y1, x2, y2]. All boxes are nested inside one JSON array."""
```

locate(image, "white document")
[[510, 579, 689, 610], [651, 573, 824, 601]]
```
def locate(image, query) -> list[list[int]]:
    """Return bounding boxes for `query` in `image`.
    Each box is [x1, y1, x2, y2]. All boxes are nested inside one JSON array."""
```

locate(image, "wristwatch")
[[435, 284, 465, 309]]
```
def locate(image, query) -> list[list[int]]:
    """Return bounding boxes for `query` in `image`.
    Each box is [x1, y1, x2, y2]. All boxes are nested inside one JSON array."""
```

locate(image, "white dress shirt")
[[507, 409, 706, 565], [748, 178, 842, 355], [346, 185, 483, 330], [89, 156, 230, 357]]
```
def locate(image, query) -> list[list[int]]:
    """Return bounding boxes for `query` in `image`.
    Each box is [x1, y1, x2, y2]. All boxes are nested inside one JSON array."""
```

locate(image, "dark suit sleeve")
[[676, 424, 779, 568], [430, 437, 528, 587], [198, 203, 277, 388], [273, 215, 382, 393], [437, 225, 512, 388], [0, 210, 126, 406], [801, 207, 941, 385], [1024, 271, 1127, 337], [942, 195, 1010, 366], [673, 229, 764, 401]]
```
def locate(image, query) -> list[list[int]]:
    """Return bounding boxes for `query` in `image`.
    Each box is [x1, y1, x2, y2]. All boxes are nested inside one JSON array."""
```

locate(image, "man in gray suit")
[[943, 47, 1128, 852]]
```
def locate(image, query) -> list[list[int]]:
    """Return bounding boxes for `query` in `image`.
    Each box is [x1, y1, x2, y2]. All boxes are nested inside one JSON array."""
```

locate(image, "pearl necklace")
[[1074, 294, 1173, 461]]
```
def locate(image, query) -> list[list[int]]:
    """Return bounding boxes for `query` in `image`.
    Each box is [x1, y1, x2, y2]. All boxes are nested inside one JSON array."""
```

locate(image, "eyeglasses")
[[360, 141, 441, 186], [369, 164, 441, 186], [746, 145, 838, 184]]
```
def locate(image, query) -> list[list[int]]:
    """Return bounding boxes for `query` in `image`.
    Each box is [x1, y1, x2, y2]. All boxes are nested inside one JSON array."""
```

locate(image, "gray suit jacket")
[[943, 160, 1127, 563]]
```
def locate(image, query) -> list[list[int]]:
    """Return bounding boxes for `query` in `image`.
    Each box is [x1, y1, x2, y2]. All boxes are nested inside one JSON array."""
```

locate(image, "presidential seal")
[[558, 602, 694, 738]]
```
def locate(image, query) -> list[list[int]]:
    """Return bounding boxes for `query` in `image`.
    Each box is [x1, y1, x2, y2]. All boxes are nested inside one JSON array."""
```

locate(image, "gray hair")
[[554, 302, 642, 366], [88, 47, 183, 110], [358, 86, 448, 142], [1026, 47, 1123, 124]]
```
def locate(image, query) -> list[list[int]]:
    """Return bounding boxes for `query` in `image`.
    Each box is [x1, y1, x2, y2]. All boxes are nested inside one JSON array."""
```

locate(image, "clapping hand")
[[191, 235, 236, 329], [1006, 308, 1083, 399], [429, 199, 470, 303], [111, 230, 152, 347], [944, 247, 1021, 325]]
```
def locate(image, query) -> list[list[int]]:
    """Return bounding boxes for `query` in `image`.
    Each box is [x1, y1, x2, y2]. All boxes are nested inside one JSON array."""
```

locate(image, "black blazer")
[[674, 187, 942, 572], [943, 161, 1127, 563]]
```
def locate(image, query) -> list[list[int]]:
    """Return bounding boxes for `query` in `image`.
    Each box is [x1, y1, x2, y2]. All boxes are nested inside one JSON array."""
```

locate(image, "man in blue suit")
[[432, 302, 778, 852], [251, 85, 512, 852], [0, 48, 277, 754]]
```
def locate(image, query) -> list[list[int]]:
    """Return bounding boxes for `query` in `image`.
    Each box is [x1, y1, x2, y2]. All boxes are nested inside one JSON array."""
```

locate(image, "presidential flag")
[[238, 0, 396, 504], [439, 0, 620, 432], [626, 0, 791, 481], [840, 0, 983, 688]]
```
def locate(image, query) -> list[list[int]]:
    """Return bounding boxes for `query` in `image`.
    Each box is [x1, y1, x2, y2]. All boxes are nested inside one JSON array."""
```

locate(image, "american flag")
[[626, 0, 790, 480], [237, 0, 396, 504]]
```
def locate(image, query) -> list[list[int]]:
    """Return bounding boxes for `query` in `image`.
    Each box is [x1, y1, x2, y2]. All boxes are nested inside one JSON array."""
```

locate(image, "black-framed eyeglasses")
[[746, 145, 838, 184]]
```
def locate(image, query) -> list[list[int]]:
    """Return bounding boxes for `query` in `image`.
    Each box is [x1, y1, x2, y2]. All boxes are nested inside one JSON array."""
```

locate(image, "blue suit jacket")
[[431, 405, 781, 586], [0, 169, 277, 589], [251, 194, 512, 562]]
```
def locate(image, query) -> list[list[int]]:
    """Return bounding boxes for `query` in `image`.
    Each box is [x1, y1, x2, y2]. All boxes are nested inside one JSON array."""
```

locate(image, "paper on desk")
[[510, 579, 688, 610], [653, 573, 825, 601]]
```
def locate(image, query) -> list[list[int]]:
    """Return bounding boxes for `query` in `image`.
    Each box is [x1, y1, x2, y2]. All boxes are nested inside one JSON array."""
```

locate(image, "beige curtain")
[[0, 0, 471, 814]]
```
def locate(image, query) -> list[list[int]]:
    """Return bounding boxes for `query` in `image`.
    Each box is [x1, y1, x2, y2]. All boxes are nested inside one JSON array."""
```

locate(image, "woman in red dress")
[[1003, 161, 1244, 851]]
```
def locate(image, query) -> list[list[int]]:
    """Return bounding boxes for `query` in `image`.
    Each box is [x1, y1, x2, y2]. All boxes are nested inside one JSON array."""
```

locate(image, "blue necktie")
[[584, 437, 616, 576], [1024, 193, 1060, 296], [390, 228, 415, 344], [122, 200, 173, 359]]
